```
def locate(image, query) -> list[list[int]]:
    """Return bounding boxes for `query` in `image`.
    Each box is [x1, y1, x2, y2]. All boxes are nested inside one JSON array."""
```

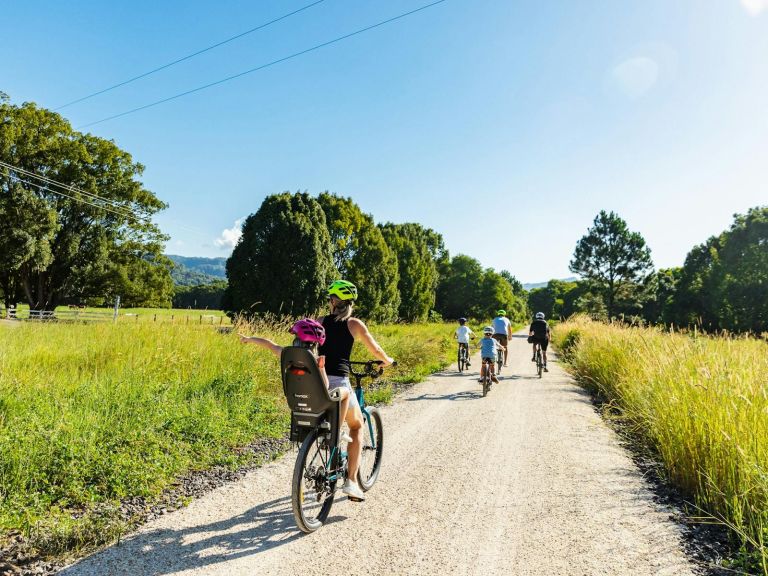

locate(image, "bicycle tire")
[[496, 350, 503, 375], [358, 408, 384, 491], [457, 347, 464, 373], [291, 429, 336, 533], [537, 350, 543, 379]]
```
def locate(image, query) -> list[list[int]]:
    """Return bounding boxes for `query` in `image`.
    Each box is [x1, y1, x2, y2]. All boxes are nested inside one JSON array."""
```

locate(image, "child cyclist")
[[479, 326, 504, 384], [239, 318, 353, 443], [453, 317, 474, 368]]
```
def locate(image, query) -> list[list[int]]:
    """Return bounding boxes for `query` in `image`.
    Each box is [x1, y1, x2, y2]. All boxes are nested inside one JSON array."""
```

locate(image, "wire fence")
[[1, 308, 227, 325]]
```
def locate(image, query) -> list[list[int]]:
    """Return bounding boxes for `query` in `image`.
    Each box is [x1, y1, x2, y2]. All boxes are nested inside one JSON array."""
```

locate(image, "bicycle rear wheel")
[[537, 350, 543, 378], [291, 429, 336, 533], [358, 408, 384, 491], [496, 350, 503, 374], [457, 347, 464, 372]]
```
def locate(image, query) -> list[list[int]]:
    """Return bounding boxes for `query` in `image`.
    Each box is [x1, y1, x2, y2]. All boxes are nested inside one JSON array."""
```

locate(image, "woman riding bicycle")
[[319, 280, 394, 502]]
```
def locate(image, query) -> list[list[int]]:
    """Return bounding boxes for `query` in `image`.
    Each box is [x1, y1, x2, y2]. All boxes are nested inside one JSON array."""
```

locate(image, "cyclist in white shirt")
[[454, 317, 474, 367], [492, 310, 512, 367]]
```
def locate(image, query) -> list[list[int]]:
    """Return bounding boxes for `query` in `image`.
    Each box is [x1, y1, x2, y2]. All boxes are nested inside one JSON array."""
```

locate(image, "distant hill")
[[523, 277, 578, 291], [166, 255, 227, 286]]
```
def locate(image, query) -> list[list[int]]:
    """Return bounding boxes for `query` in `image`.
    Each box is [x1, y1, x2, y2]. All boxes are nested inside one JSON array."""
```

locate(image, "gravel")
[[56, 332, 706, 575]]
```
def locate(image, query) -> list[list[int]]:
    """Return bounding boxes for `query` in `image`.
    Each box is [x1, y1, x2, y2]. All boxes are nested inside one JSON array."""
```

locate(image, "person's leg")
[[345, 404, 365, 486], [337, 388, 350, 440], [532, 342, 536, 361]]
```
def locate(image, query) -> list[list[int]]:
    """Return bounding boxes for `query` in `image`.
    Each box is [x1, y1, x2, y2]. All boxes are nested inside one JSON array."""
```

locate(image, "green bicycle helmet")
[[497, 309, 506, 316], [328, 280, 358, 301]]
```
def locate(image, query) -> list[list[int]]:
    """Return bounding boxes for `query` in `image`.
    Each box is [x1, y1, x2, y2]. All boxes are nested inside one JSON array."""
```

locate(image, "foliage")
[[0, 319, 455, 558], [173, 280, 227, 309], [554, 318, 768, 574], [569, 211, 653, 318], [224, 192, 335, 317], [379, 222, 441, 321], [317, 193, 400, 321], [0, 98, 172, 310]]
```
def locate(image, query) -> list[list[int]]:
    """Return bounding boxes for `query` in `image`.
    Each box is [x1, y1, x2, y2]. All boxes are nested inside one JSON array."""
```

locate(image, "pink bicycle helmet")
[[290, 318, 326, 346]]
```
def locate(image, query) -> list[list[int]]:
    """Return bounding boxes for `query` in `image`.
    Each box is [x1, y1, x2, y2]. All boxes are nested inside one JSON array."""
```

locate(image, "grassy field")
[[553, 317, 768, 574], [0, 318, 455, 559]]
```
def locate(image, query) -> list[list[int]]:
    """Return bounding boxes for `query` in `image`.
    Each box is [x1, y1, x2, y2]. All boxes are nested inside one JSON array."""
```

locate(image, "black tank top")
[[318, 315, 354, 376]]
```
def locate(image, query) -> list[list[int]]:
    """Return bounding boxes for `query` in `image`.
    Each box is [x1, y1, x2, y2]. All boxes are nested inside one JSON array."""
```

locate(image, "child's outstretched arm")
[[239, 334, 283, 358]]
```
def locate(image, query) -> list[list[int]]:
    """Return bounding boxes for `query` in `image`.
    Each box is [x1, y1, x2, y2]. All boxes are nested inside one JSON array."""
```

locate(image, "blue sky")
[[3, 0, 767, 283]]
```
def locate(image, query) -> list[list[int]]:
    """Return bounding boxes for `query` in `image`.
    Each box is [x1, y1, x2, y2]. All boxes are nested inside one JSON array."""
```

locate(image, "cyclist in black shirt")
[[528, 312, 551, 372]]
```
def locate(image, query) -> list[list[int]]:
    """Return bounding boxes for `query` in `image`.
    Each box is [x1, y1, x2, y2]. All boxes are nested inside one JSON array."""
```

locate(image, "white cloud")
[[214, 218, 244, 249], [611, 57, 660, 99], [741, 0, 768, 16]]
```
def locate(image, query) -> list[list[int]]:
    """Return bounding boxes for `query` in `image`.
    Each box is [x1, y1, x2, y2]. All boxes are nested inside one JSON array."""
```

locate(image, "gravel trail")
[[60, 332, 696, 575]]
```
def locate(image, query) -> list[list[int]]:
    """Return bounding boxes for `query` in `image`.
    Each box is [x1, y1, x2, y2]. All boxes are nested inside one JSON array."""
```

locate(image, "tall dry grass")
[[554, 317, 768, 573]]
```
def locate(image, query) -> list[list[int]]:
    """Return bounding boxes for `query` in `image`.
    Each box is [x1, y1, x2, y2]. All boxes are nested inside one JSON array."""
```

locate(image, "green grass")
[[553, 317, 768, 574], [0, 318, 454, 558], [4, 304, 231, 324]]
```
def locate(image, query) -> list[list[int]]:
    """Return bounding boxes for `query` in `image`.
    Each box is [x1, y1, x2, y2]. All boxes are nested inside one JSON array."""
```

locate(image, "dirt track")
[[61, 332, 696, 575]]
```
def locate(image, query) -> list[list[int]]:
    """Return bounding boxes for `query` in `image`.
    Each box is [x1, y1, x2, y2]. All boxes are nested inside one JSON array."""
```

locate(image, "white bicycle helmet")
[[535, 312, 545, 320]]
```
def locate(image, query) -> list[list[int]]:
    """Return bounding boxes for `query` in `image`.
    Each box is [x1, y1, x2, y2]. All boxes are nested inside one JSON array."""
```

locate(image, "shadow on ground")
[[60, 495, 348, 576]]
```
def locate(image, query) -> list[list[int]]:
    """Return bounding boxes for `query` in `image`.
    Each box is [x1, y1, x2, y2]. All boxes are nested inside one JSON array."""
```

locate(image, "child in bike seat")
[[479, 326, 504, 384], [240, 318, 352, 443]]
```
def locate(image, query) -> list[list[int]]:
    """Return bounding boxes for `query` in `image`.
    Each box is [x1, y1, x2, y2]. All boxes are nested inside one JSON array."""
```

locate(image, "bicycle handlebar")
[[346, 359, 397, 379]]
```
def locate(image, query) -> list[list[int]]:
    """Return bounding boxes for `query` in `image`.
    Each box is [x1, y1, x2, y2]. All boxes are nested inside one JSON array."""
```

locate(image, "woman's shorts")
[[328, 375, 359, 409]]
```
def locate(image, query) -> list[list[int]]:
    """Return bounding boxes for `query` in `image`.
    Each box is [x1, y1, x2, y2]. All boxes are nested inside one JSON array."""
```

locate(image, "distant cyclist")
[[492, 310, 512, 367], [479, 326, 504, 383], [529, 311, 551, 372], [454, 317, 474, 367]]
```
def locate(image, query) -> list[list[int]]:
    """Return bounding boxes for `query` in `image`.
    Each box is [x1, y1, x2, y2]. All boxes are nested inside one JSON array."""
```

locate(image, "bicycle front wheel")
[[358, 408, 384, 491], [291, 429, 336, 533]]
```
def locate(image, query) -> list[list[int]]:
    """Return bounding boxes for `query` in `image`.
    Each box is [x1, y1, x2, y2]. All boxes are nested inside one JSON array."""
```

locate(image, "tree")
[[379, 223, 444, 321], [569, 211, 653, 318], [500, 270, 525, 296], [673, 207, 768, 333], [173, 280, 228, 309], [317, 193, 400, 321], [642, 268, 682, 325], [225, 192, 335, 317], [435, 254, 485, 318], [0, 98, 172, 310]]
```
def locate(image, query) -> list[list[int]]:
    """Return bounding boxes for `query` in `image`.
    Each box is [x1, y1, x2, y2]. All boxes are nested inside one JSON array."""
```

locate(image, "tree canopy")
[[569, 210, 653, 318], [0, 98, 172, 310], [224, 192, 335, 317]]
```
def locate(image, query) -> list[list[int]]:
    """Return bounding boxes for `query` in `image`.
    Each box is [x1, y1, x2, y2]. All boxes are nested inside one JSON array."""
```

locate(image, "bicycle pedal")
[[347, 496, 364, 503]]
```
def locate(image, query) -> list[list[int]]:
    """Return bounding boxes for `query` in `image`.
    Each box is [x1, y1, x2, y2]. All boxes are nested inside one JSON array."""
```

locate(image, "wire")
[[79, 0, 448, 128], [0, 159, 150, 219], [55, 0, 327, 110], [5, 173, 152, 224]]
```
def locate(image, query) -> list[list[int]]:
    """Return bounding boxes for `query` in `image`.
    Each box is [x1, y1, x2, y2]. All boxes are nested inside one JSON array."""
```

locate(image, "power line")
[[0, 159, 150, 219], [55, 0, 327, 110], [1, 160, 228, 241], [79, 0, 448, 129], [5, 173, 152, 224]]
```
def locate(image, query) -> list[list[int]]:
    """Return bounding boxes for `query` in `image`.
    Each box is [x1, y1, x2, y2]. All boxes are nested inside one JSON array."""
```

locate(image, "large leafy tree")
[[379, 223, 442, 321], [225, 192, 334, 316], [569, 210, 653, 318], [673, 207, 768, 332], [0, 97, 172, 310], [317, 193, 400, 321]]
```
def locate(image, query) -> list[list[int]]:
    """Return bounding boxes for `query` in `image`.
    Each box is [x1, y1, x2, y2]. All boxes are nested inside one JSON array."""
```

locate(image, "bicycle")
[[480, 358, 492, 397], [281, 348, 390, 533], [496, 345, 504, 375], [457, 342, 470, 373], [534, 342, 544, 378]]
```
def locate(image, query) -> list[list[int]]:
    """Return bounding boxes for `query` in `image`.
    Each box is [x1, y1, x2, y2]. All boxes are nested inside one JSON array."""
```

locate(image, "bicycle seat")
[[281, 347, 340, 440]]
